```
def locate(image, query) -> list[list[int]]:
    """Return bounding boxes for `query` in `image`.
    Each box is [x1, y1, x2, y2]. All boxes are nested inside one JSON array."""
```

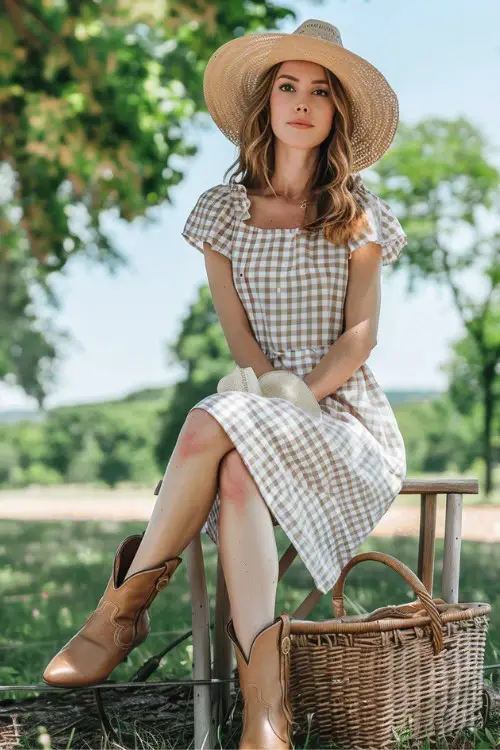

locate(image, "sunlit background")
[[0, 1, 499, 746]]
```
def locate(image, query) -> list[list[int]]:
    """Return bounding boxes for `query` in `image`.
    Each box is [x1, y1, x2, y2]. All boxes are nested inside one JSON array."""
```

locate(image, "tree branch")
[[4, 0, 41, 47], [439, 241, 468, 324], [7, 0, 65, 48]]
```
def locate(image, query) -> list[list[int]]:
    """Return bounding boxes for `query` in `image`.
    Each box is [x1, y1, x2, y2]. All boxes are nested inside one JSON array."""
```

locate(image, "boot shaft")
[[226, 617, 293, 748], [88, 534, 182, 645]]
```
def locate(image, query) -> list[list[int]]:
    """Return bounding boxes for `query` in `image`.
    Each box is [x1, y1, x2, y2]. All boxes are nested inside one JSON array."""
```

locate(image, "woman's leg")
[[124, 408, 234, 580], [217, 450, 279, 661]]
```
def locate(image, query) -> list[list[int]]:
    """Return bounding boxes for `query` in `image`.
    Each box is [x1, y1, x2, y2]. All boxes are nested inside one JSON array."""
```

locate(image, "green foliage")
[[397, 393, 483, 474], [0, 388, 170, 488], [0, 439, 18, 484], [66, 433, 103, 483], [372, 117, 500, 494], [0, 242, 61, 405], [374, 117, 500, 284], [19, 462, 63, 486], [0, 0, 297, 401], [0, 0, 294, 272], [443, 315, 500, 490]]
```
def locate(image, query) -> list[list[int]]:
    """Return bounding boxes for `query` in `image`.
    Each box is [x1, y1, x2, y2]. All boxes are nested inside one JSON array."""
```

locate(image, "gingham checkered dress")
[[181, 175, 407, 594]]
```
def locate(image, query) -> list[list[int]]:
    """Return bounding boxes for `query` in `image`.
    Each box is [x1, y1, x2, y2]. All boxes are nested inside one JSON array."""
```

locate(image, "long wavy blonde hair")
[[223, 62, 370, 246]]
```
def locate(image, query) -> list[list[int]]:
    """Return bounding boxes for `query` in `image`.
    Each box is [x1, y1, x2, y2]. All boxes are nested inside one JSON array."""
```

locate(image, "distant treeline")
[[0, 385, 488, 490]]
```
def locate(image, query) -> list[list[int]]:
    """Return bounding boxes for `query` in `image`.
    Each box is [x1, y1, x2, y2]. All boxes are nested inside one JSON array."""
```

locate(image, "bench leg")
[[417, 493, 437, 595], [213, 555, 233, 732], [441, 493, 463, 603], [185, 533, 215, 749]]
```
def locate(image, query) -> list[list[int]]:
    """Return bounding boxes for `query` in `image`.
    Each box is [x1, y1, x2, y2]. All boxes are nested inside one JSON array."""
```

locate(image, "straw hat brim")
[[203, 31, 399, 172]]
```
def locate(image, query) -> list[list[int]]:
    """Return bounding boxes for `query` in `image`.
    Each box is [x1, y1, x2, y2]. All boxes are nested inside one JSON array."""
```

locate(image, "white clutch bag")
[[217, 365, 322, 420]]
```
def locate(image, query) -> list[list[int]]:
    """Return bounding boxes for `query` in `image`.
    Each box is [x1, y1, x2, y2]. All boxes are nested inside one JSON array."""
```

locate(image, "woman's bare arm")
[[303, 241, 382, 400], [203, 242, 275, 377]]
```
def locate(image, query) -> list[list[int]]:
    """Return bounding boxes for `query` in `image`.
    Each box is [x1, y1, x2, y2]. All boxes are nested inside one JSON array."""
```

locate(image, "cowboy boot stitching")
[[129, 570, 173, 643], [88, 600, 134, 650], [245, 683, 289, 743]]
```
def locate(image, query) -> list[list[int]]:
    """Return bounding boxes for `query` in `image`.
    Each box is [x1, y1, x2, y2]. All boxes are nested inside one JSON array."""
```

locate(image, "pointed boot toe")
[[43, 650, 87, 687], [42, 634, 110, 687]]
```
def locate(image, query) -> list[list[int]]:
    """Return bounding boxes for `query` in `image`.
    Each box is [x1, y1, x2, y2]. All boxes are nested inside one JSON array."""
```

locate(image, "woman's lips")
[[288, 122, 313, 129]]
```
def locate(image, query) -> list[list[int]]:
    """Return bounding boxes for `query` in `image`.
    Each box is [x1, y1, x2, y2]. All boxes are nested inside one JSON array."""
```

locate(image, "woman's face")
[[269, 59, 336, 149]]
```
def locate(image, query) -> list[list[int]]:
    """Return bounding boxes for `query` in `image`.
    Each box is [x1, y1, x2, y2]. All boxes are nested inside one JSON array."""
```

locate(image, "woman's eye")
[[278, 83, 328, 96]]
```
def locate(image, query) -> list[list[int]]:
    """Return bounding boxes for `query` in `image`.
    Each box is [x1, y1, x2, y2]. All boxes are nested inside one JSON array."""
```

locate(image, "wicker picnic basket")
[[278, 551, 491, 749]]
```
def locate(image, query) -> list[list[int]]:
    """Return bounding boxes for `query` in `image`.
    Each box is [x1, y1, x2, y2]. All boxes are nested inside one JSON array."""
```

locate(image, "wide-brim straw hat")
[[203, 19, 400, 173]]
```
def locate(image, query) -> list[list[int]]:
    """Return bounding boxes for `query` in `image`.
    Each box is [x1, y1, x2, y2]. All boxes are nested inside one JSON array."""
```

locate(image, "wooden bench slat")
[[400, 478, 478, 494]]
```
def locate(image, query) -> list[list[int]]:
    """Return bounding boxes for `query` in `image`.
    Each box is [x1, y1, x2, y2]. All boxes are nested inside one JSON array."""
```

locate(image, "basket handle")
[[331, 551, 444, 654]]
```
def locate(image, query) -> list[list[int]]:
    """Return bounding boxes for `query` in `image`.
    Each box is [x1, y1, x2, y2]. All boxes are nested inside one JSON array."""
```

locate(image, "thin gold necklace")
[[273, 192, 310, 210]]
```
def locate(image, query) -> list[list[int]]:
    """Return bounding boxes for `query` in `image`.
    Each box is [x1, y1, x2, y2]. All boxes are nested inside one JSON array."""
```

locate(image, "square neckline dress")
[[181, 175, 407, 594]]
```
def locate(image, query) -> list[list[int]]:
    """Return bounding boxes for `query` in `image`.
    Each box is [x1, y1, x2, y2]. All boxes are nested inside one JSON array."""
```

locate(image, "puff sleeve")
[[347, 174, 407, 266], [182, 183, 250, 261]]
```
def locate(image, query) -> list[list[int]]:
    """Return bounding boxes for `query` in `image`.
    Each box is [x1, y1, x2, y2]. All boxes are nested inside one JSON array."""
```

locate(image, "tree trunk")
[[482, 364, 495, 498]]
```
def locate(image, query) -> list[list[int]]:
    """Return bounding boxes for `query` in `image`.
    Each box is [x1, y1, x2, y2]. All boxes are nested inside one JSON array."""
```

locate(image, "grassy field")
[[0, 518, 499, 748]]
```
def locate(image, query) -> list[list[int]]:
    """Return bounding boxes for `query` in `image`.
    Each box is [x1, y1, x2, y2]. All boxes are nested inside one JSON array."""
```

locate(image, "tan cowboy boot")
[[227, 616, 293, 749], [42, 533, 182, 687]]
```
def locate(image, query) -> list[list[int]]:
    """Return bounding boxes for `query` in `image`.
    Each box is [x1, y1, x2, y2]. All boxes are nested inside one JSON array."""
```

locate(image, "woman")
[[43, 19, 407, 750]]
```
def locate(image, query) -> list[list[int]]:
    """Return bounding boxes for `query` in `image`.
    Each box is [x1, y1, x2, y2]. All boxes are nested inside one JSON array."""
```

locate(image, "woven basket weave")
[[278, 551, 491, 749]]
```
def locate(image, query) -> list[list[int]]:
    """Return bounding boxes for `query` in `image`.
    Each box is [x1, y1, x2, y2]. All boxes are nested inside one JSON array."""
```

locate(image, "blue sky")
[[2, 0, 500, 411]]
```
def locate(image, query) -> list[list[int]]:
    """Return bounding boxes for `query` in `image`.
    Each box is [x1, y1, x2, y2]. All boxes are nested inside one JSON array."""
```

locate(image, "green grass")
[[0, 520, 499, 748]]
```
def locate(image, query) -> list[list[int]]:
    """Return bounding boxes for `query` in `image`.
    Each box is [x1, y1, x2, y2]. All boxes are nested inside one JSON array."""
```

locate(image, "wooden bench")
[[181, 477, 478, 749]]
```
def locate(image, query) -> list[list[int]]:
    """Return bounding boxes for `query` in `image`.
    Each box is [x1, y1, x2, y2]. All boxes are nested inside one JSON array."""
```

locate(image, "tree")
[[0, 0, 297, 402], [443, 312, 500, 494], [371, 117, 500, 495], [66, 432, 103, 483], [0, 217, 61, 405]]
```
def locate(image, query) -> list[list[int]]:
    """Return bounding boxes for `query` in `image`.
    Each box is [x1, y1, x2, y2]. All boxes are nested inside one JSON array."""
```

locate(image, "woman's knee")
[[219, 450, 255, 510], [218, 450, 278, 525], [177, 408, 228, 459]]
